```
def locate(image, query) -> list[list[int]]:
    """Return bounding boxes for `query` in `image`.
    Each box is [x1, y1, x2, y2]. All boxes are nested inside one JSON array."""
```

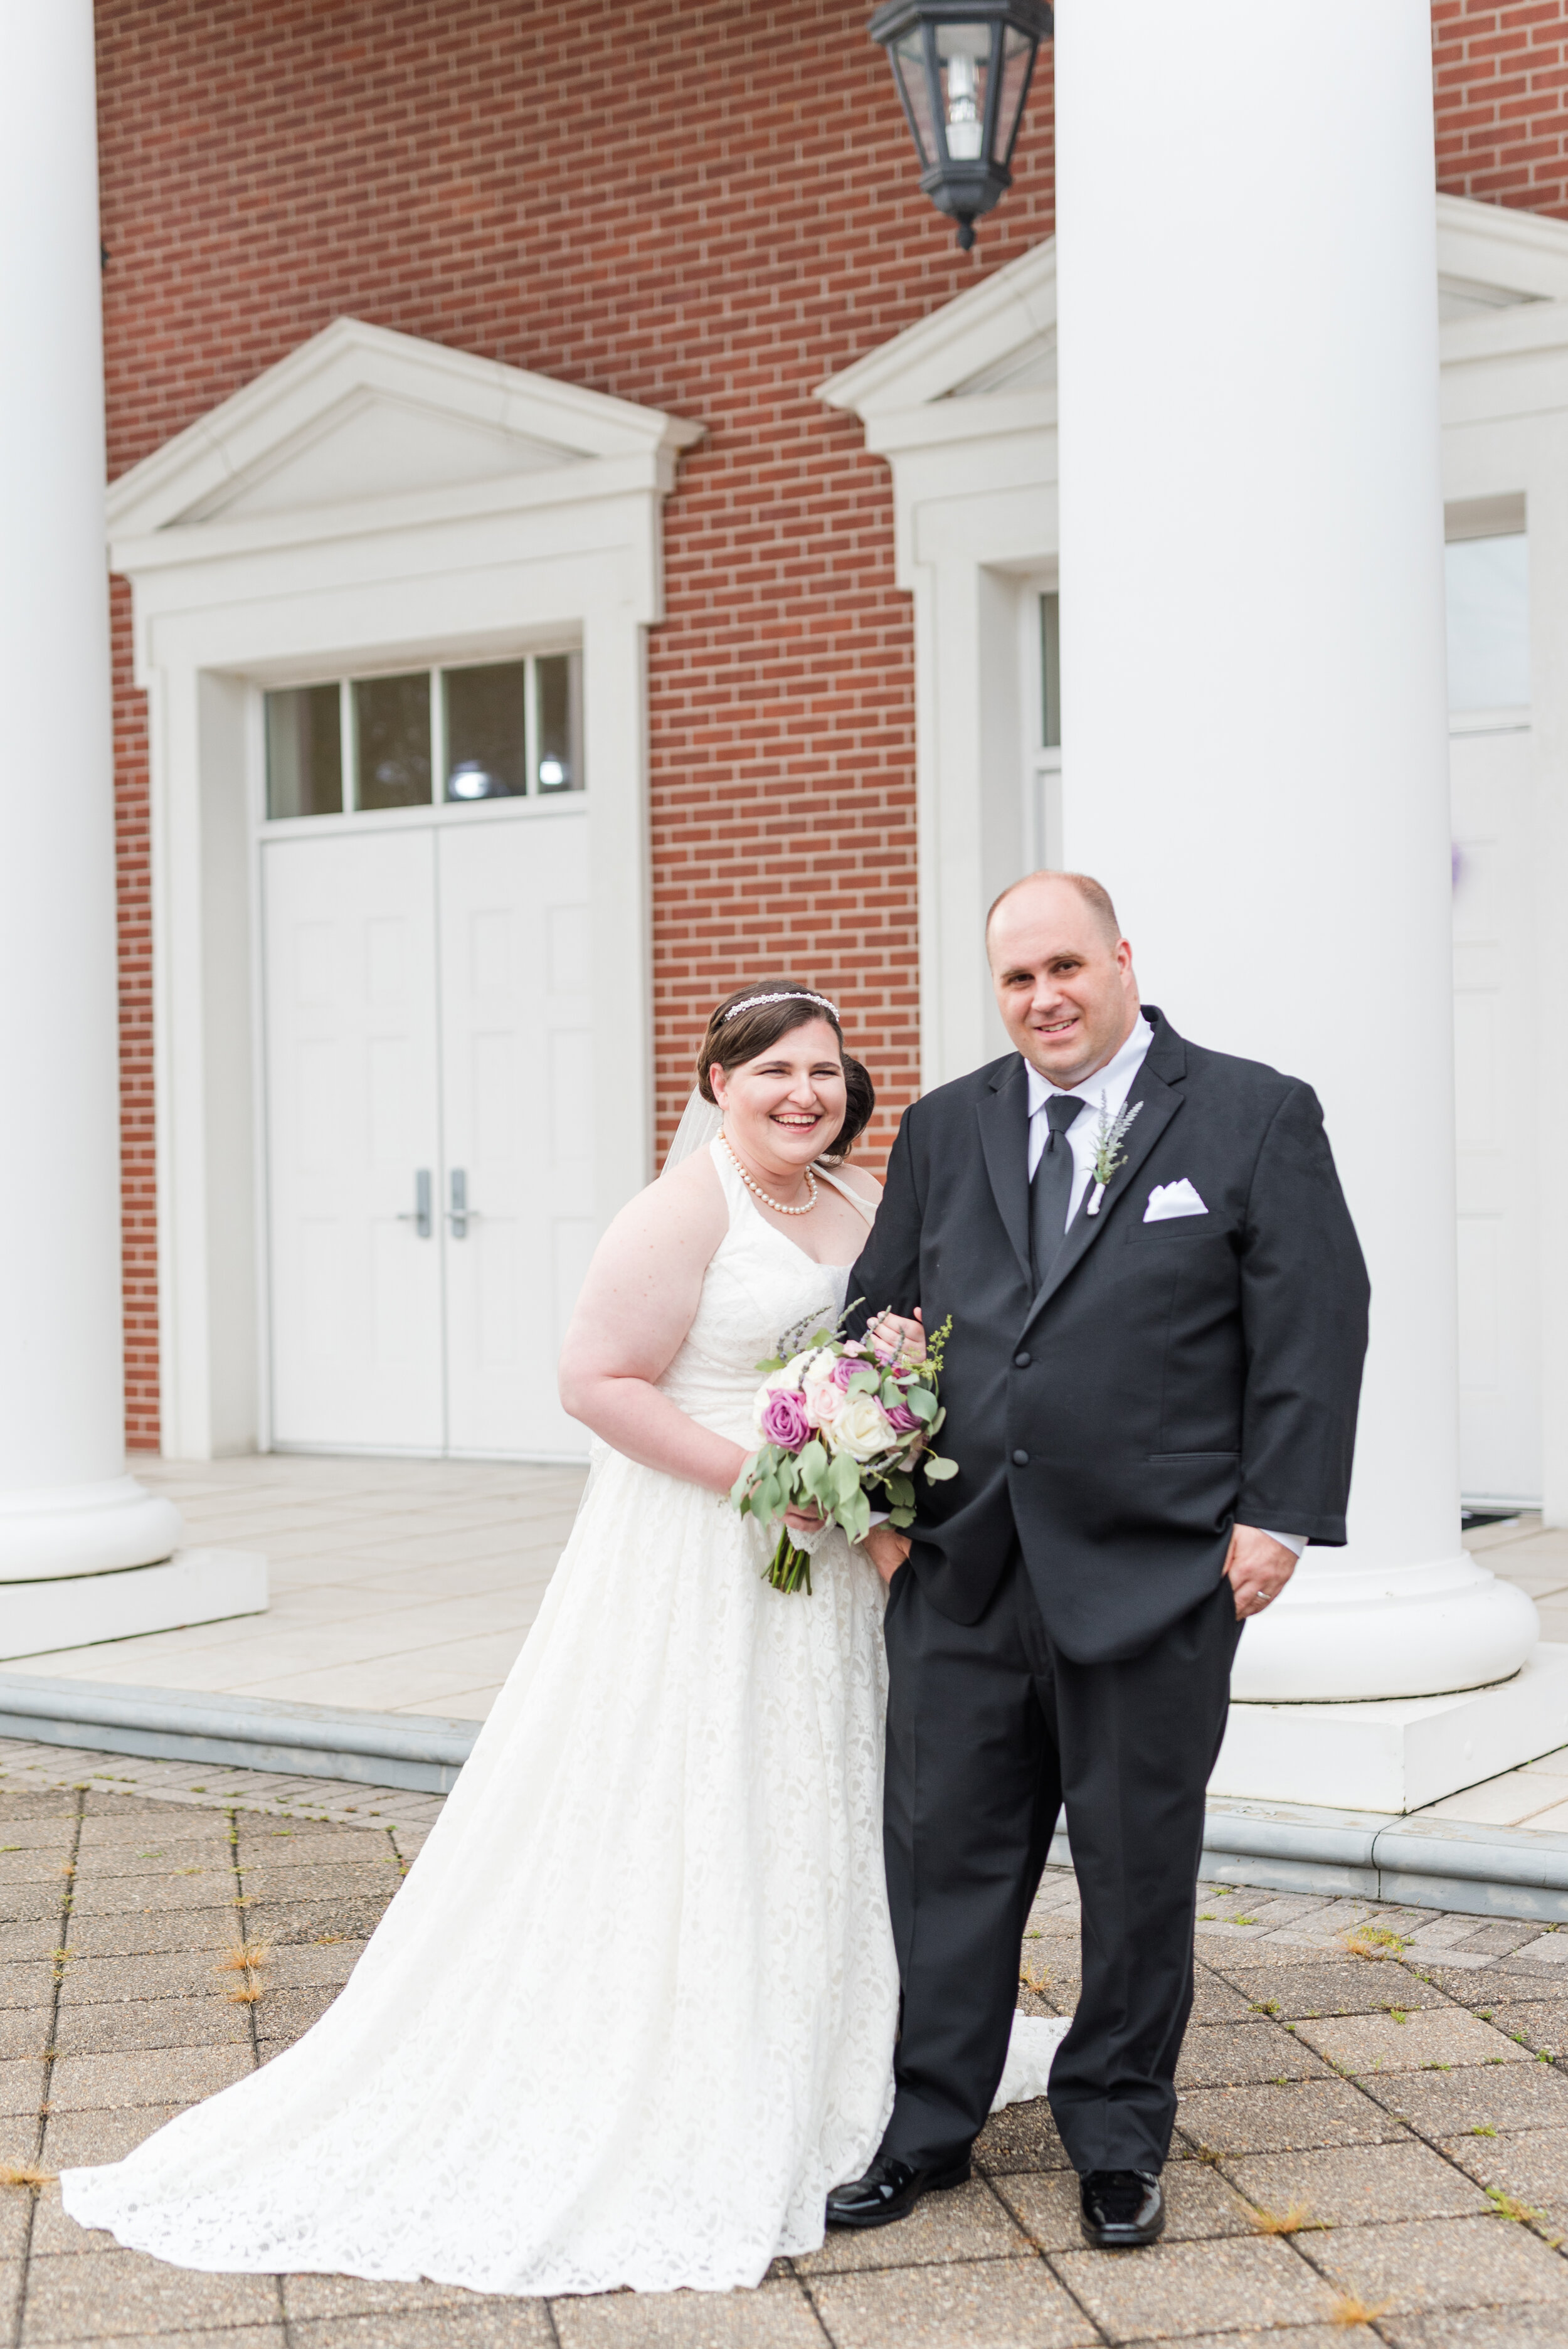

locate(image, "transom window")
[[264, 651, 584, 820], [1444, 535, 1529, 716], [1039, 591, 1061, 750]]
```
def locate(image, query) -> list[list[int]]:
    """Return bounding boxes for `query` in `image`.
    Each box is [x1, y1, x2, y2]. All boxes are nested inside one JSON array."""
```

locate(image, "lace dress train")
[[62, 1143, 1063, 2295]]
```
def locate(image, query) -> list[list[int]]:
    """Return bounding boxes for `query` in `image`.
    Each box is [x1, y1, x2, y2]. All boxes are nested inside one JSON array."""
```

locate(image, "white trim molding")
[[820, 241, 1059, 1088], [820, 192, 1568, 1528], [110, 317, 702, 1459]]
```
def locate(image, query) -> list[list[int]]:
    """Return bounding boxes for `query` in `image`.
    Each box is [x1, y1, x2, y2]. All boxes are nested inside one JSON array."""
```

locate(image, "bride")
[[62, 982, 1061, 2297]]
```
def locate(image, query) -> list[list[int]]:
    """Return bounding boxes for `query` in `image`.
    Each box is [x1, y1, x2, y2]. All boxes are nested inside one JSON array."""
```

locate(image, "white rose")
[[824, 1389, 895, 1463]]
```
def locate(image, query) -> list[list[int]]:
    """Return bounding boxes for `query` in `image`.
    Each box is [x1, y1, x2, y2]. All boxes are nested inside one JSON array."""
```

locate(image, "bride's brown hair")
[[696, 981, 875, 1166]]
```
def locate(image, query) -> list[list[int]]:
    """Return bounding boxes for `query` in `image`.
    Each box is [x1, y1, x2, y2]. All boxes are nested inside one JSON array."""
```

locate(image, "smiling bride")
[[62, 981, 1057, 2298]]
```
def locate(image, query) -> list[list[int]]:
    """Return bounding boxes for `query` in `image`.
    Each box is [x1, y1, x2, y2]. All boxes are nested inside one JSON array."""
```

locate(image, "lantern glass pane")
[[993, 24, 1035, 164], [934, 21, 990, 162], [891, 29, 937, 166]]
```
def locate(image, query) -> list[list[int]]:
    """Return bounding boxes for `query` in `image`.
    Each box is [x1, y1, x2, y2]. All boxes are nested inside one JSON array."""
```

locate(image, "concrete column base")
[[1212, 1641, 1568, 1813], [0, 1477, 184, 1580], [0, 1548, 268, 1662]]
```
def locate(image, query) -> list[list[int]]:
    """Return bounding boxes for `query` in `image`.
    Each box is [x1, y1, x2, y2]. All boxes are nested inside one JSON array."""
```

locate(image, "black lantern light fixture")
[[869, 0, 1053, 251]]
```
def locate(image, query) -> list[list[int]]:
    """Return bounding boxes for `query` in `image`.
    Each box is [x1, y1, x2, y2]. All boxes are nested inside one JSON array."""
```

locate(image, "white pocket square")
[[1144, 1179, 1208, 1222]]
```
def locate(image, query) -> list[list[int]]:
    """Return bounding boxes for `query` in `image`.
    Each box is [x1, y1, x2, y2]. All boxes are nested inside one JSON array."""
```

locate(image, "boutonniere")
[[1085, 1095, 1143, 1216]]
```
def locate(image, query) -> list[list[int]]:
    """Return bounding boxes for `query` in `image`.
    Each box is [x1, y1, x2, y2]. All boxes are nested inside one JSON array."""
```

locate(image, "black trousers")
[[879, 1547, 1241, 2177]]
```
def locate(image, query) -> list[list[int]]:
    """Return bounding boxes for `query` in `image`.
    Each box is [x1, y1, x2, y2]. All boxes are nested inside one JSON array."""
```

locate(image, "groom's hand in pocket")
[[1225, 1524, 1298, 1620], [862, 1525, 911, 1586]]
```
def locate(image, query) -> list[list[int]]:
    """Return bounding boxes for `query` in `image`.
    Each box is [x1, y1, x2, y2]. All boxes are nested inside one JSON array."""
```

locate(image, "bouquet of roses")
[[731, 1301, 956, 1595]]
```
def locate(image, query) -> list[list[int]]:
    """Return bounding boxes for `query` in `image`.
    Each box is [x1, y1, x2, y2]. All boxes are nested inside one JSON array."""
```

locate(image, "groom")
[[830, 871, 1369, 2249]]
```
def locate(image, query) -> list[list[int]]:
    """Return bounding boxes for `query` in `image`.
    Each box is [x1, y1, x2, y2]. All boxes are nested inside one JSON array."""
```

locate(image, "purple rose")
[[760, 1387, 811, 1452], [884, 1402, 920, 1434], [830, 1354, 861, 1391]]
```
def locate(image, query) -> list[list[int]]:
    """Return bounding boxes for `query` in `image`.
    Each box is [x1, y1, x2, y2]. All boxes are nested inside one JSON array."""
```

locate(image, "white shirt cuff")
[[1261, 1528, 1308, 1557]]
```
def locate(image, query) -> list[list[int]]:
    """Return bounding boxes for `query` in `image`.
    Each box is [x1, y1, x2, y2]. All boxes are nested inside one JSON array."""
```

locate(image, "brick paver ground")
[[3, 1741, 1568, 2345]]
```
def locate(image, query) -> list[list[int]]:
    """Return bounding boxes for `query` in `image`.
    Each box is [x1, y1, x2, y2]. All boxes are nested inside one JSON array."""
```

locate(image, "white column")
[[0, 4, 181, 1581], [1054, 0, 1537, 1708]]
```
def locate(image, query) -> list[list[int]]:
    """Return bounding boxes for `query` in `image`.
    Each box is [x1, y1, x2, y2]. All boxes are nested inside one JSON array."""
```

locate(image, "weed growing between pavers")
[[1329, 2291, 1391, 2324], [1249, 2201, 1327, 2234]]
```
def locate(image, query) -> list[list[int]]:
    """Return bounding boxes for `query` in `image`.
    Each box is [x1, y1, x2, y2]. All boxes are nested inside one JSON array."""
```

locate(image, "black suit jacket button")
[[1012, 1448, 1029, 1466], [1014, 1350, 1030, 1369]]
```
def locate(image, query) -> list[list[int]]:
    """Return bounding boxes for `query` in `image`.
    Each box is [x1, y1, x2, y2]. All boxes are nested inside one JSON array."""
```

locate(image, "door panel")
[[1451, 725, 1540, 1502], [263, 829, 445, 1449], [438, 814, 592, 1456]]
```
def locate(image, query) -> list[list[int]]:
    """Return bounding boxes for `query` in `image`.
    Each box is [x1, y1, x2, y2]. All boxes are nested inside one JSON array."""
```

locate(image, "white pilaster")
[[0, 5, 181, 1582], [1054, 2, 1538, 1721]]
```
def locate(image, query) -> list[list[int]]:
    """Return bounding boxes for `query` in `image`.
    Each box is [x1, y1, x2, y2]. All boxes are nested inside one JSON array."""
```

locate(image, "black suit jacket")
[[848, 1007, 1370, 1663]]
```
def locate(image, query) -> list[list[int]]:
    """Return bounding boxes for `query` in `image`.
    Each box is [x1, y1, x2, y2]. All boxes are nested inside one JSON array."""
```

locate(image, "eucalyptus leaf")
[[923, 1453, 958, 1482], [798, 1439, 829, 1498], [906, 1387, 938, 1423]]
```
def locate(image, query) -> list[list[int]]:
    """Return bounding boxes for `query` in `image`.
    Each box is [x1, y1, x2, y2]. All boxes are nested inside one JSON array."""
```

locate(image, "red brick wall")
[[96, 0, 1058, 1446], [1434, 0, 1568, 211], [103, 0, 1568, 1449]]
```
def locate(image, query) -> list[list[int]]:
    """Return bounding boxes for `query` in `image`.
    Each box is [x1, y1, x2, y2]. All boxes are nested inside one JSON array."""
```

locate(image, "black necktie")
[[1030, 1095, 1088, 1285]]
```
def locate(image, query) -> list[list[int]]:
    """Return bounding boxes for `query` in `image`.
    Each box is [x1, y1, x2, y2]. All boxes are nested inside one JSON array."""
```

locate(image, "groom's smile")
[[987, 872, 1142, 1092]]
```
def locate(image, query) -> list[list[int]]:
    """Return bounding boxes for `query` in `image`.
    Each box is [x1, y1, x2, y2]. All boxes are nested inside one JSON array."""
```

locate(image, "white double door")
[[262, 813, 593, 1457]]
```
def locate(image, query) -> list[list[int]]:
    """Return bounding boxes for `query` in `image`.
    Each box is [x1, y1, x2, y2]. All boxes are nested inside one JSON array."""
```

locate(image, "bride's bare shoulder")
[[832, 1162, 882, 1204], [604, 1143, 728, 1257]]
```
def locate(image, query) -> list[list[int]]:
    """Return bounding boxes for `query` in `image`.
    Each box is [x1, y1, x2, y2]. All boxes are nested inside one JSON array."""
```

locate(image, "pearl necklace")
[[722, 1137, 818, 1216]]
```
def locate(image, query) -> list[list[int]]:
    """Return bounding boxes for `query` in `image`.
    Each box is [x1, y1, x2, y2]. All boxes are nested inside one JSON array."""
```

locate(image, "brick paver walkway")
[[3, 1741, 1568, 2345]]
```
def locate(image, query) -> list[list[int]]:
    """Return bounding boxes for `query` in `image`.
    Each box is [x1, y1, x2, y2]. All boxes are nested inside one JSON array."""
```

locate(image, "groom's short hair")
[[986, 870, 1121, 946]]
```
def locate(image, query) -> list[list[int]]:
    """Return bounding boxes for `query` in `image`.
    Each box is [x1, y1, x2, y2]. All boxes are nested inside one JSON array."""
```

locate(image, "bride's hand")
[[784, 1502, 828, 1533], [869, 1306, 925, 1369]]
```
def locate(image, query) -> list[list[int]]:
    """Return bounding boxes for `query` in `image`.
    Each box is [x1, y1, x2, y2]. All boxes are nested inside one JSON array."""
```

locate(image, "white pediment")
[[177, 388, 577, 523], [820, 239, 1057, 430], [821, 196, 1568, 447], [108, 316, 702, 544]]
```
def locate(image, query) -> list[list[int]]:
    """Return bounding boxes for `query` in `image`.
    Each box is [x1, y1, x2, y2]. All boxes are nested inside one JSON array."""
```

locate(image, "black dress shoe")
[[825, 2151, 972, 2229], [1079, 2168, 1165, 2249]]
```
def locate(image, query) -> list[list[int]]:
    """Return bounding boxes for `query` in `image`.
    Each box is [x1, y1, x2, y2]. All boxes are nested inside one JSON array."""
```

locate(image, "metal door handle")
[[447, 1167, 480, 1239], [396, 1169, 433, 1238]]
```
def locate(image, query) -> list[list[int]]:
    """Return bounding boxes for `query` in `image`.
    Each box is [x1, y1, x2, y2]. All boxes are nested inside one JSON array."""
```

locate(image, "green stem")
[[765, 1526, 813, 1596]]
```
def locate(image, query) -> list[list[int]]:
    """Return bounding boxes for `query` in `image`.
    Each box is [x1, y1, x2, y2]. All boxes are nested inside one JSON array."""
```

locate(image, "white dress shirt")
[[1020, 1014, 1305, 1563], [1026, 1014, 1154, 1220]]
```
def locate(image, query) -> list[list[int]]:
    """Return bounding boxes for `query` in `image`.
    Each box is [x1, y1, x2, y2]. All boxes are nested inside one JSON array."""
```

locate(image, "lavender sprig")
[[1085, 1095, 1142, 1216]]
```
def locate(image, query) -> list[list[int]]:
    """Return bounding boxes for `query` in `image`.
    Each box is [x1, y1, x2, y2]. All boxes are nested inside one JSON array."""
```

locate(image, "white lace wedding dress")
[[62, 1141, 1064, 2296]]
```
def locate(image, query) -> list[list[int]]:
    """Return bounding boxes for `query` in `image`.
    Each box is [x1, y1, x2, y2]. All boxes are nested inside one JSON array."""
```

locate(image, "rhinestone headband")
[[722, 990, 840, 1023]]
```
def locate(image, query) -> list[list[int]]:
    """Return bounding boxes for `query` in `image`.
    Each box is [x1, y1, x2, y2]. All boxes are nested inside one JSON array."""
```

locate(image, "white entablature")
[[110, 319, 702, 1460]]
